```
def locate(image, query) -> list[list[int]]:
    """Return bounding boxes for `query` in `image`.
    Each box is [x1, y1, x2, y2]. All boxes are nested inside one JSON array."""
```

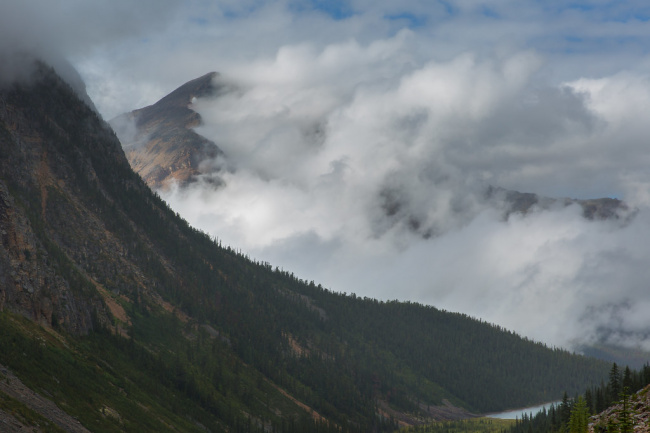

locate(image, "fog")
[[3, 0, 650, 353], [160, 41, 650, 351]]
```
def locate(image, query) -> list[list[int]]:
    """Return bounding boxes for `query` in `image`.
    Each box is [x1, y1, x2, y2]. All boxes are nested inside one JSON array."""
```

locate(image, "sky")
[[3, 0, 650, 354]]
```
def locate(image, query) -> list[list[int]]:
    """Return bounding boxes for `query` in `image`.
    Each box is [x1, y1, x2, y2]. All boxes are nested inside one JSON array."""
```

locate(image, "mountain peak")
[[153, 71, 219, 109], [110, 72, 225, 189], [0, 61, 615, 432]]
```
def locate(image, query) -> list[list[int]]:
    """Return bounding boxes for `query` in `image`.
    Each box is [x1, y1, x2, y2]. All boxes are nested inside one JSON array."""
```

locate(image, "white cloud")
[[159, 34, 650, 352], [4, 0, 650, 352]]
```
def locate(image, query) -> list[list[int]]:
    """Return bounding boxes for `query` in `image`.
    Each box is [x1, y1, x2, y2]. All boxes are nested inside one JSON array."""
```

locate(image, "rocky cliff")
[[0, 62, 187, 335], [486, 185, 630, 221], [589, 385, 650, 432], [0, 63, 108, 333], [110, 72, 225, 189]]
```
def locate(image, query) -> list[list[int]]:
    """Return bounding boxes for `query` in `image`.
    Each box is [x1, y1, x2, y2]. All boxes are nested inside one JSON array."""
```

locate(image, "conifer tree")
[[609, 363, 621, 404], [607, 416, 618, 433], [561, 392, 571, 425], [622, 367, 632, 390], [569, 396, 589, 433], [585, 389, 593, 414], [617, 387, 633, 433]]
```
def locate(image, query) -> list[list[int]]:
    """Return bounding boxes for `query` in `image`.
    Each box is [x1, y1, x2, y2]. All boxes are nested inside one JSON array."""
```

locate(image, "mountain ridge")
[[116, 72, 631, 233], [0, 60, 613, 432], [110, 71, 225, 189]]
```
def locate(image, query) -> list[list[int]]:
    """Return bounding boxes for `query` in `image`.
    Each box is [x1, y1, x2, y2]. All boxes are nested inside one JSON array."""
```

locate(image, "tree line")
[[505, 362, 650, 433]]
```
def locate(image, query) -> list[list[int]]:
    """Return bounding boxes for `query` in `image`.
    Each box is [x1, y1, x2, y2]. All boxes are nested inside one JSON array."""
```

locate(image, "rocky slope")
[[110, 72, 225, 189], [0, 60, 328, 431], [0, 362, 89, 433], [589, 385, 650, 432], [0, 64, 112, 333]]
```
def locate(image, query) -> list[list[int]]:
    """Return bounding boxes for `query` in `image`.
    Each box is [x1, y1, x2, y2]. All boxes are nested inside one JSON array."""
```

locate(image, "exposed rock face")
[[0, 363, 91, 433], [0, 62, 178, 334], [0, 68, 97, 333], [589, 385, 650, 432], [111, 72, 226, 189]]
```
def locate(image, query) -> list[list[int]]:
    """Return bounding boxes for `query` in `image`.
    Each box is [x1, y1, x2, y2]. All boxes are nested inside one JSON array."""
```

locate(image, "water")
[[487, 401, 561, 419]]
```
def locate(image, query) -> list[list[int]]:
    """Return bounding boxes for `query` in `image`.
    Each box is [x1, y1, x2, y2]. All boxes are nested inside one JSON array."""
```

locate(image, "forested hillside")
[[0, 60, 611, 431], [499, 363, 650, 433]]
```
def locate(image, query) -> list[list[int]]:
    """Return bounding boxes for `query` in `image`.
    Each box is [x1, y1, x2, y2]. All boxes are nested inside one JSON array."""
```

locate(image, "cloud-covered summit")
[[157, 24, 650, 354], [149, 37, 648, 355], [5, 0, 650, 356]]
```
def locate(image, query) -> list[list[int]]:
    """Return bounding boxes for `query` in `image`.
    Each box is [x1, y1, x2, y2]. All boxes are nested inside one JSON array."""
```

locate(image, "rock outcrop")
[[111, 72, 226, 189], [589, 385, 650, 432], [0, 62, 175, 333]]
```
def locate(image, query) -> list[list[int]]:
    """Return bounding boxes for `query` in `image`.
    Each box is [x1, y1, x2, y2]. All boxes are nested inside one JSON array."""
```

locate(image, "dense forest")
[[397, 363, 650, 433], [0, 62, 614, 431], [502, 363, 650, 433]]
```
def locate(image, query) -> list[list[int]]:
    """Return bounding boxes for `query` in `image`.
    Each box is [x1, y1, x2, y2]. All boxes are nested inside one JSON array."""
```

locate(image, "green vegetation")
[[617, 387, 634, 433], [568, 396, 588, 433], [505, 364, 650, 433], [0, 311, 342, 432], [398, 417, 515, 433], [0, 391, 67, 433]]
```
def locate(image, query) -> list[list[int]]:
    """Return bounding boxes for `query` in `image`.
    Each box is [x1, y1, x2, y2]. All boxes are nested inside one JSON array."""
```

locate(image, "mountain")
[[112, 73, 640, 369], [486, 186, 629, 222], [110, 72, 225, 189], [113, 73, 629, 231], [0, 60, 612, 432]]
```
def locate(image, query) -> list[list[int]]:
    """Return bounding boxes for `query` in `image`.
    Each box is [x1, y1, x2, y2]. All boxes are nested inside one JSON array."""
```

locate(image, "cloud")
[[160, 32, 650, 353], [0, 0, 182, 103], [0, 0, 181, 56], [5, 0, 650, 352]]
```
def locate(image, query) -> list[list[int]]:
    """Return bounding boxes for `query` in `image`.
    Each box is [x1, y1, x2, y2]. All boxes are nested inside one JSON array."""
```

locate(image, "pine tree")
[[561, 392, 572, 425], [617, 387, 634, 433], [569, 396, 589, 433], [607, 416, 618, 433], [622, 367, 632, 390], [585, 388, 594, 414], [609, 363, 621, 405]]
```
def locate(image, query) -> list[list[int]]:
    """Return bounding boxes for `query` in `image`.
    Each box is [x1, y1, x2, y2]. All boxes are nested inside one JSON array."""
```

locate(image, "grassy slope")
[[0, 309, 338, 432]]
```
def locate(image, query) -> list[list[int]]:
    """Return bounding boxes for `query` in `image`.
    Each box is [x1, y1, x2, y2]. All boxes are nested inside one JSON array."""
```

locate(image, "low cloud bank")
[[4, 0, 649, 353], [160, 36, 650, 352]]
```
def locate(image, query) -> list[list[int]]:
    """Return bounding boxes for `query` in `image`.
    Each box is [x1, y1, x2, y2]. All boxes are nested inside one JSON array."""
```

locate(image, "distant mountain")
[[116, 73, 630, 228], [486, 186, 630, 221], [110, 72, 226, 189], [0, 61, 612, 431], [580, 344, 650, 370]]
